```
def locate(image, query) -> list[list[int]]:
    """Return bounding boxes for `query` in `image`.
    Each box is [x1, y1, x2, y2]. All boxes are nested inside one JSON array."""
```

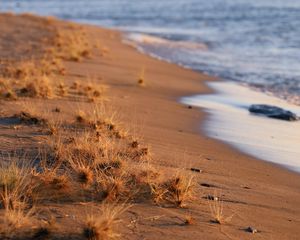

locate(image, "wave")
[[126, 33, 207, 50]]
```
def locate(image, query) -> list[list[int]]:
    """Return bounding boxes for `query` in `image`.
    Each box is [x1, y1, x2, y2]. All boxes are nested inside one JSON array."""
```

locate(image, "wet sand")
[[182, 81, 300, 173]]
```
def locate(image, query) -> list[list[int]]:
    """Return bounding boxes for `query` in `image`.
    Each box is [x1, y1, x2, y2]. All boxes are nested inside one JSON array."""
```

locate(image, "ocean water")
[[1, 0, 300, 104]]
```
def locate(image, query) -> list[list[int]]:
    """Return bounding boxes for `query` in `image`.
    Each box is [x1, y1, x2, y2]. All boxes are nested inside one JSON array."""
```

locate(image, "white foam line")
[[181, 81, 300, 173]]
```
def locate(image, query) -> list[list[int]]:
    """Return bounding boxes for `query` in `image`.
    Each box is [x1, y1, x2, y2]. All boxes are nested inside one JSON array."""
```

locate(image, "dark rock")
[[206, 195, 219, 201], [188, 105, 193, 109], [190, 168, 202, 173], [245, 226, 258, 234], [249, 104, 298, 121], [53, 107, 61, 113], [200, 183, 217, 188]]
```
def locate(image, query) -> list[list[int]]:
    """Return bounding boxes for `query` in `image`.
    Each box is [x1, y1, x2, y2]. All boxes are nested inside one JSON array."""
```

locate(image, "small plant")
[[0, 160, 34, 210], [70, 159, 94, 186], [83, 204, 129, 240], [130, 140, 139, 149], [32, 219, 56, 240], [19, 75, 53, 98], [71, 81, 80, 90], [54, 28, 92, 62], [76, 110, 89, 124], [50, 175, 70, 191], [46, 117, 61, 136], [209, 197, 224, 224], [57, 82, 68, 97], [165, 172, 195, 207], [0, 206, 33, 238], [208, 192, 233, 224], [78, 80, 107, 102], [137, 67, 146, 86], [184, 214, 195, 225], [78, 166, 94, 185], [2, 90, 18, 100], [2, 61, 36, 80], [33, 156, 71, 201], [149, 183, 168, 205], [96, 173, 128, 203]]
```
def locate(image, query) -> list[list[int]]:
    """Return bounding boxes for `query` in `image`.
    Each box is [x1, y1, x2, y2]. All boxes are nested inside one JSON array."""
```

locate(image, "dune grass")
[[83, 204, 130, 240], [0, 16, 200, 239]]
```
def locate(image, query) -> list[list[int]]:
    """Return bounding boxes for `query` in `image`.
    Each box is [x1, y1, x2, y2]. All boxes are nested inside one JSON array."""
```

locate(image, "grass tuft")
[[184, 214, 195, 225], [165, 172, 195, 207], [83, 204, 129, 240], [137, 67, 146, 86]]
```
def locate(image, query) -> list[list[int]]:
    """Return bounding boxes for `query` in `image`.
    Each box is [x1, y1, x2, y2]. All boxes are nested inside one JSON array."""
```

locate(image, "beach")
[[0, 13, 299, 239]]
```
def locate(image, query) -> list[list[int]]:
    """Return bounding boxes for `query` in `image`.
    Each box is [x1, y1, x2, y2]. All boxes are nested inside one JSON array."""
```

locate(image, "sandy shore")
[[0, 14, 299, 239]]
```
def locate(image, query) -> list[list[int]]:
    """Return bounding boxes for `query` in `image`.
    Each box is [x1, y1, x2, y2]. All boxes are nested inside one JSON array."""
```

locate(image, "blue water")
[[1, 0, 300, 103]]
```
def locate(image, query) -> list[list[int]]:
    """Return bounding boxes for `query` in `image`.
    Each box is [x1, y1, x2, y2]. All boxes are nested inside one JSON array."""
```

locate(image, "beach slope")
[[0, 14, 299, 239]]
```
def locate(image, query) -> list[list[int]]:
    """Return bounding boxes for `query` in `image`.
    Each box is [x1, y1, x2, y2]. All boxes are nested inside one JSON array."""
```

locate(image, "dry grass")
[[53, 28, 92, 62], [40, 56, 66, 76], [0, 16, 204, 238], [184, 214, 195, 225], [0, 62, 55, 99], [0, 159, 35, 210], [0, 206, 33, 238], [71, 80, 80, 90], [2, 61, 37, 80], [0, 158, 37, 238], [149, 182, 169, 205], [22, 75, 54, 98], [73, 105, 127, 139], [73, 78, 108, 103], [164, 172, 195, 207], [49, 125, 157, 204], [130, 140, 139, 149], [0, 22, 92, 103], [76, 164, 94, 186], [95, 175, 124, 202], [83, 204, 130, 240], [209, 197, 224, 224], [46, 117, 62, 136], [76, 110, 89, 125], [208, 192, 233, 224], [56, 81, 68, 97], [31, 151, 72, 202], [137, 67, 146, 86], [0, 78, 17, 100]]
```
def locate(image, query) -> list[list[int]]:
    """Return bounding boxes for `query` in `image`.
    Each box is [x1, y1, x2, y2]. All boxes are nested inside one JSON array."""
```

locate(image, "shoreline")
[[102, 22, 300, 239], [181, 81, 300, 174], [124, 30, 300, 174], [0, 14, 299, 239]]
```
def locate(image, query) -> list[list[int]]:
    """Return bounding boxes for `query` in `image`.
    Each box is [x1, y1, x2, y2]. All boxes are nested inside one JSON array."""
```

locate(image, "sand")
[[0, 13, 299, 240]]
